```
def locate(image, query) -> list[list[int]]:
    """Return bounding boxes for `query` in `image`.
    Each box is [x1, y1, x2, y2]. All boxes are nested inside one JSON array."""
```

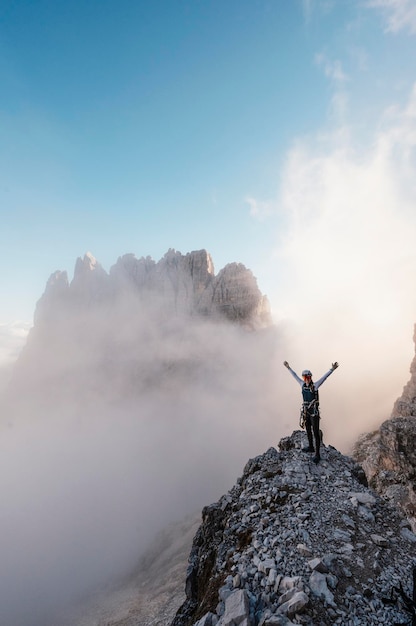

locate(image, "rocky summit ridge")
[[172, 431, 416, 626]]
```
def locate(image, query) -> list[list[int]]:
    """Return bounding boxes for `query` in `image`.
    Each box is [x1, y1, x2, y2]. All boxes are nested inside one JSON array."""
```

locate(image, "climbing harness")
[[299, 399, 317, 428], [299, 390, 324, 446]]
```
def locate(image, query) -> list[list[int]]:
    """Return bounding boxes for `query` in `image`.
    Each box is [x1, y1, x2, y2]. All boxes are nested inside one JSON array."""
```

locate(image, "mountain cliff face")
[[34, 249, 271, 327], [353, 324, 416, 530], [6, 249, 272, 405], [172, 432, 416, 626]]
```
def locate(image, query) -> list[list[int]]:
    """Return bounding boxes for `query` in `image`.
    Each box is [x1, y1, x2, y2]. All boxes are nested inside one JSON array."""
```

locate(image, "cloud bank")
[[0, 312, 288, 626], [268, 81, 416, 449], [0, 322, 31, 392], [0, 321, 30, 365]]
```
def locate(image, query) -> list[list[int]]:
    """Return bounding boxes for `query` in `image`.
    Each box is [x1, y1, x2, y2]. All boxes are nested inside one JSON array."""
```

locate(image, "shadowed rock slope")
[[172, 432, 416, 626], [353, 324, 416, 530]]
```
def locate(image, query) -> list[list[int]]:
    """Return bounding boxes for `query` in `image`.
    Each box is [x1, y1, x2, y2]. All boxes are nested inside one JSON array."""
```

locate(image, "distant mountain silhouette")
[[5, 249, 272, 406]]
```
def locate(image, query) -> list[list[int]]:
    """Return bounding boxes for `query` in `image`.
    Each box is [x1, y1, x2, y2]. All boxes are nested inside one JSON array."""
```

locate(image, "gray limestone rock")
[[218, 590, 250, 626], [308, 558, 329, 573], [297, 544, 313, 557], [401, 527, 416, 543], [172, 432, 416, 626], [264, 616, 297, 626], [276, 590, 309, 618], [309, 571, 336, 608]]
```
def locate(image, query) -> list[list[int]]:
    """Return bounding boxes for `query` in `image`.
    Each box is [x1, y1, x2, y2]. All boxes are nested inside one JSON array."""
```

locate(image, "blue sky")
[[1, 0, 416, 371]]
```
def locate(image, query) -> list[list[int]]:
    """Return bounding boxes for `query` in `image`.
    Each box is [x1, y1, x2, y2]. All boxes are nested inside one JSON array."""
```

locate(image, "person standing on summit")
[[283, 361, 339, 464]]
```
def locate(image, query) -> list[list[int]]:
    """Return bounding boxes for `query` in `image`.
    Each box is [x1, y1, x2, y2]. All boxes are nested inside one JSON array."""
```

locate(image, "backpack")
[[302, 382, 319, 412]]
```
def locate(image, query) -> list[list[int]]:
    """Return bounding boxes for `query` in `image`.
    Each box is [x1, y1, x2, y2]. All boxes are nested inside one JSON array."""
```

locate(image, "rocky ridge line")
[[172, 431, 416, 626]]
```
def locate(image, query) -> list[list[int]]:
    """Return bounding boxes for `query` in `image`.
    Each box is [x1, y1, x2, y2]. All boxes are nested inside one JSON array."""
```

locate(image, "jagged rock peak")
[[72, 252, 108, 285], [212, 262, 270, 324], [172, 431, 416, 626], [45, 269, 69, 293], [34, 249, 271, 328], [162, 248, 214, 272], [74, 251, 103, 275]]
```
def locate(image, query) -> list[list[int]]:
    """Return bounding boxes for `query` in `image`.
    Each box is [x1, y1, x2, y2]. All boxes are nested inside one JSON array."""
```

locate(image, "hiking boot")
[[312, 455, 321, 464], [302, 446, 314, 453]]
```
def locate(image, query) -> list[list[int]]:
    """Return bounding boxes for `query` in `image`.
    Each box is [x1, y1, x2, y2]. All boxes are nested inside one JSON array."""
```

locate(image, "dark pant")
[[305, 411, 320, 455]]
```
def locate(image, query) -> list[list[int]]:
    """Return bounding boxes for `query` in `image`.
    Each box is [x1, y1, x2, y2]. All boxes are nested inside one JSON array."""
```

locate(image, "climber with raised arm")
[[283, 361, 339, 464]]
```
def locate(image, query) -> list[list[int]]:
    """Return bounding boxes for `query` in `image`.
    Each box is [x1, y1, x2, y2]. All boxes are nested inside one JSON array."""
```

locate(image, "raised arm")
[[315, 362, 339, 389], [283, 361, 303, 386]]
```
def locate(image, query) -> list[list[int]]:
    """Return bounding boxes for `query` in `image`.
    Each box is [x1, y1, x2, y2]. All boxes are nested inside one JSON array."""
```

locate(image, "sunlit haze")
[[3, 0, 415, 430], [1, 1, 416, 624]]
